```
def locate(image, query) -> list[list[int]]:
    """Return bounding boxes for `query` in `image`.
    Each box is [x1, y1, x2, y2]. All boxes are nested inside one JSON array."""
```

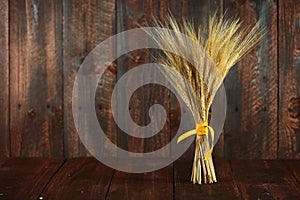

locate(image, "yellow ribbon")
[[177, 122, 214, 160]]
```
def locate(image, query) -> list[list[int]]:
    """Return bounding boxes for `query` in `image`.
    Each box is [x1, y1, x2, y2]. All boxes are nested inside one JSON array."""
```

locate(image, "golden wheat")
[[144, 12, 263, 184]]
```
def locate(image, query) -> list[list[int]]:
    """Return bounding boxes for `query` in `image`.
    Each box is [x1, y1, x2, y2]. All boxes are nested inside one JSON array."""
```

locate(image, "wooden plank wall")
[[224, 0, 279, 159], [116, 0, 171, 154], [9, 0, 63, 157], [0, 0, 9, 161], [0, 0, 299, 159], [63, 0, 116, 157], [278, 0, 300, 159]]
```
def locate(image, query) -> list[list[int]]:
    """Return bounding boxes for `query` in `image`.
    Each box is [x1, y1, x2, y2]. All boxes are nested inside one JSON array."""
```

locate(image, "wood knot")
[[287, 97, 300, 117], [287, 97, 300, 129], [107, 62, 117, 75], [28, 108, 36, 119]]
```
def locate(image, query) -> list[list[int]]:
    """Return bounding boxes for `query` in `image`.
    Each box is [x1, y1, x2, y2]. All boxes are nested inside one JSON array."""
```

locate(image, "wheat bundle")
[[145, 12, 263, 184]]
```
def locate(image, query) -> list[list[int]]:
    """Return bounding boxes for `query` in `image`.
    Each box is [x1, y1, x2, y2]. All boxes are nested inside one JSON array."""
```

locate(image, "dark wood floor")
[[0, 158, 299, 200]]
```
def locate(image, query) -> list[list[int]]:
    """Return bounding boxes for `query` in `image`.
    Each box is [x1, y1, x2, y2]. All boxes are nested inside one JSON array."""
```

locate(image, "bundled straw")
[[145, 12, 263, 184]]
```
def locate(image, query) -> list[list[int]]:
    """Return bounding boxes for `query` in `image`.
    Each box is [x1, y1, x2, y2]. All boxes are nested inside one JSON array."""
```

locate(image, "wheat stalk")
[[144, 12, 263, 184]]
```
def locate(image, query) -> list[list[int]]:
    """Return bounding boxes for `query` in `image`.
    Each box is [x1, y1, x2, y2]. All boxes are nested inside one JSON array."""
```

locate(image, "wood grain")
[[0, 158, 64, 200], [41, 158, 113, 200], [116, 0, 172, 154], [9, 0, 64, 157], [174, 158, 241, 200], [278, 0, 300, 159], [63, 0, 116, 157], [224, 0, 278, 159], [231, 160, 300, 199], [1, 159, 300, 199], [107, 165, 172, 200], [0, 0, 9, 160]]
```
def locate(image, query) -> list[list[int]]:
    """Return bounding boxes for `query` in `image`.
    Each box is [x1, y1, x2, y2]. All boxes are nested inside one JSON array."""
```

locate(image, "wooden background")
[[0, 0, 299, 160]]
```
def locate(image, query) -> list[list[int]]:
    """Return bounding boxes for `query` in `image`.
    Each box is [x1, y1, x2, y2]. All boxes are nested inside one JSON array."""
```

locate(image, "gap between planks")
[[38, 159, 67, 199]]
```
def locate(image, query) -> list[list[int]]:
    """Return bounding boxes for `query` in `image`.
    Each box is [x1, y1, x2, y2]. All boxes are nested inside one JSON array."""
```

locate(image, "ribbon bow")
[[177, 122, 214, 160]]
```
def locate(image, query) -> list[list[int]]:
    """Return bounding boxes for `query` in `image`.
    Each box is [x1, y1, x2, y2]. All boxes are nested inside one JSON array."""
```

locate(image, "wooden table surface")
[[0, 158, 299, 200]]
